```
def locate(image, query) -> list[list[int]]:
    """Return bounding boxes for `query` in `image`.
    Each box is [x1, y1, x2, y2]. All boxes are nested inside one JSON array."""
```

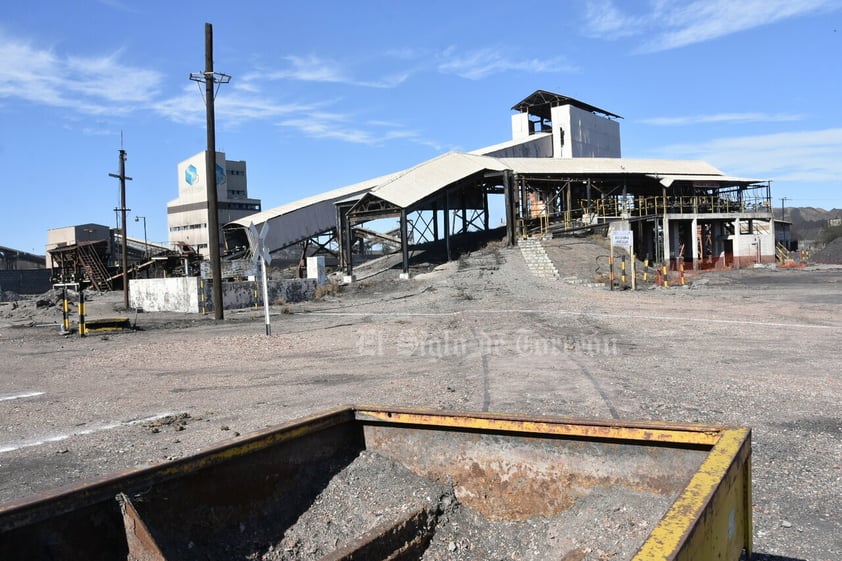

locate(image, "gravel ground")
[[0, 237, 840, 560], [261, 450, 453, 561], [420, 486, 676, 561]]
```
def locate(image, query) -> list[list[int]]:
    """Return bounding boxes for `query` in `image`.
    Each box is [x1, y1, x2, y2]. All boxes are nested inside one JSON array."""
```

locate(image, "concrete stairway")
[[519, 237, 559, 279]]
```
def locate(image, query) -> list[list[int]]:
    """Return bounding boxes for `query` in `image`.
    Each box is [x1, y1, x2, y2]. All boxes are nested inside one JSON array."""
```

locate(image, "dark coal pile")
[[812, 237, 842, 263]]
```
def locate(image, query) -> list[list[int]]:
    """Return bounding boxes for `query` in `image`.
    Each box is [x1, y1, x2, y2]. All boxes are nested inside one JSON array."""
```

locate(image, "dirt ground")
[[0, 237, 840, 560]]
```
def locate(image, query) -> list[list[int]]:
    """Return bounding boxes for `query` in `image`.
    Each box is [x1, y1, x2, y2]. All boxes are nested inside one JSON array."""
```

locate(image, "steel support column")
[[444, 192, 451, 261], [483, 186, 490, 231], [433, 201, 439, 241], [344, 216, 354, 276], [400, 209, 409, 274], [504, 171, 516, 246], [691, 217, 700, 270], [336, 204, 346, 270], [461, 190, 468, 234]]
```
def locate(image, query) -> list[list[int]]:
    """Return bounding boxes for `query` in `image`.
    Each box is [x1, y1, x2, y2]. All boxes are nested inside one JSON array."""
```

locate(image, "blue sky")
[[2, 0, 841, 254]]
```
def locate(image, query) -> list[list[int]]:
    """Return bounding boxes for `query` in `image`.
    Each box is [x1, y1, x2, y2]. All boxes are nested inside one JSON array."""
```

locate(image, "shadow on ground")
[[750, 553, 807, 561]]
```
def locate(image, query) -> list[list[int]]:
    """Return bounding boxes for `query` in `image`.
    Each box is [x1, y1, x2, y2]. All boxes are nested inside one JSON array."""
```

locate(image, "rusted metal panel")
[[0, 407, 361, 560], [635, 428, 752, 560], [362, 424, 706, 521], [0, 406, 752, 561], [354, 406, 724, 445], [117, 494, 167, 561]]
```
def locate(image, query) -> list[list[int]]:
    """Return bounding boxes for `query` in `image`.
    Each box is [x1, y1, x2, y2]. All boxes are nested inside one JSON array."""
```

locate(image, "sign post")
[[248, 222, 273, 336], [611, 230, 634, 290]]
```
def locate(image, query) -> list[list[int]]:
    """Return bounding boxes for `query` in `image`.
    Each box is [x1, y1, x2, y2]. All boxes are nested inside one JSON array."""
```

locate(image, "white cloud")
[[582, 0, 648, 38], [153, 85, 315, 127], [280, 117, 376, 144], [262, 54, 410, 88], [96, 0, 138, 13], [266, 54, 348, 83], [437, 46, 576, 80], [0, 32, 163, 114], [278, 110, 424, 146], [582, 0, 839, 52], [641, 112, 805, 126], [655, 128, 842, 182]]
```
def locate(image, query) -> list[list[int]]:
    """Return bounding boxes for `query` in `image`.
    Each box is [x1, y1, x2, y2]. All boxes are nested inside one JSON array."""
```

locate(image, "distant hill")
[[774, 207, 842, 242]]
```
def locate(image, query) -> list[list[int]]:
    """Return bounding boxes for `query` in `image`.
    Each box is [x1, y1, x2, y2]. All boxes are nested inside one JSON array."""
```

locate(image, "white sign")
[[612, 230, 633, 248]]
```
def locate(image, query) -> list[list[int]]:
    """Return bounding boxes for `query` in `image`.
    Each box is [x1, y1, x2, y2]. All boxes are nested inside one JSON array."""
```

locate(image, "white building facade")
[[167, 151, 261, 257]]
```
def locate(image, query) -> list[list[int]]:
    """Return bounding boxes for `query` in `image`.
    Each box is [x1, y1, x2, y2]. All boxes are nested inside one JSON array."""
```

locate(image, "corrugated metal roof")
[[355, 154, 759, 212], [498, 157, 725, 176], [364, 152, 508, 209], [648, 174, 768, 187], [511, 90, 622, 120], [226, 172, 398, 228], [469, 133, 552, 156], [224, 171, 400, 252]]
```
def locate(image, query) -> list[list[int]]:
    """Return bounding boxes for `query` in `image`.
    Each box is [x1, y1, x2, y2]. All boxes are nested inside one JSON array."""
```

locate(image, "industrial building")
[[45, 224, 174, 291], [167, 151, 261, 257], [0, 246, 48, 295], [223, 90, 774, 278], [0, 246, 45, 270]]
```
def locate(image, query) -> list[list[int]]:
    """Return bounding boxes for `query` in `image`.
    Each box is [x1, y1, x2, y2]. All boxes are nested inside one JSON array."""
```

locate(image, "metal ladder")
[[77, 243, 113, 292]]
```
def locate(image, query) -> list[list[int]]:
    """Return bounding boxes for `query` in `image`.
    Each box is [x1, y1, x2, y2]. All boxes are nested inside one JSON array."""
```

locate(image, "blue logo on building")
[[185, 164, 199, 186], [216, 163, 226, 185]]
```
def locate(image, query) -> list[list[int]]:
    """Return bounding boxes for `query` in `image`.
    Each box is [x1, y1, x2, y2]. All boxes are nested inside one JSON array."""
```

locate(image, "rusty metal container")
[[0, 406, 752, 560]]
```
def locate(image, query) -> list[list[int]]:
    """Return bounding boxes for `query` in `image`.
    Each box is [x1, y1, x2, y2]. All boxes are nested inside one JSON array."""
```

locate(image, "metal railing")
[[580, 194, 772, 219]]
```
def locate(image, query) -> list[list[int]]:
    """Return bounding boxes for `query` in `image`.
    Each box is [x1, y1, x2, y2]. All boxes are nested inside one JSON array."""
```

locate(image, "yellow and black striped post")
[[662, 264, 669, 288], [643, 259, 649, 282], [78, 288, 87, 337], [60, 285, 70, 334]]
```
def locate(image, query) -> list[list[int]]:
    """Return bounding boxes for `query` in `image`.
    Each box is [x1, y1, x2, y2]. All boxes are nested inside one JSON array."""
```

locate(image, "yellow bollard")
[[78, 288, 87, 337], [200, 279, 207, 316], [61, 285, 70, 334]]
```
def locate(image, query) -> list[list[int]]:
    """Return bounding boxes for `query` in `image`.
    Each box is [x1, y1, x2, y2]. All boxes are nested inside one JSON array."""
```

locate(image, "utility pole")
[[780, 197, 789, 221], [190, 22, 230, 321], [109, 148, 132, 309]]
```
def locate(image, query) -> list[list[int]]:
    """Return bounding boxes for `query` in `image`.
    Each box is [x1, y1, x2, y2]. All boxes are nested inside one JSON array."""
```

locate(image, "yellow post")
[[200, 279, 207, 316], [61, 285, 70, 334], [662, 265, 669, 288], [643, 259, 649, 282], [78, 288, 87, 337]]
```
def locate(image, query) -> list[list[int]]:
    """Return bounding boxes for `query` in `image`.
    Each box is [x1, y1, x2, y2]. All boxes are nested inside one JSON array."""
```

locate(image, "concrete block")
[[130, 277, 317, 313]]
